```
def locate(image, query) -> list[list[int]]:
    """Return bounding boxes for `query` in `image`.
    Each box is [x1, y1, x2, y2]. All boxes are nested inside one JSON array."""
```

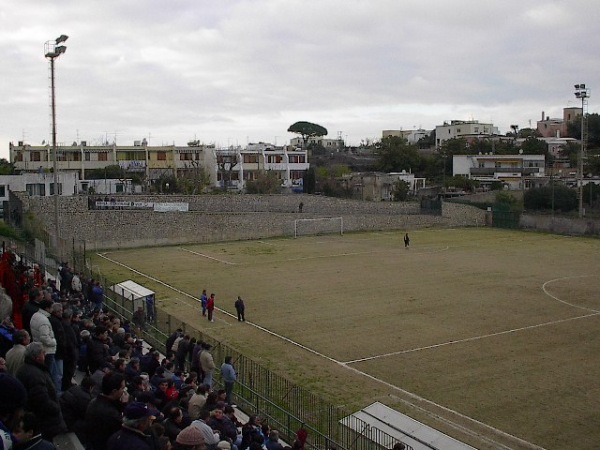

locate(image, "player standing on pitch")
[[404, 233, 410, 248]]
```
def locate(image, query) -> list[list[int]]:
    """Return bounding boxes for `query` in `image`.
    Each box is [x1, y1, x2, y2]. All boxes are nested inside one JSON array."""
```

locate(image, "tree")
[[0, 159, 15, 175], [524, 185, 577, 212], [567, 113, 600, 148], [520, 136, 547, 155], [303, 167, 316, 194], [287, 121, 328, 148], [374, 136, 420, 173], [245, 171, 281, 194], [391, 180, 409, 201], [177, 161, 211, 194], [216, 152, 240, 191]]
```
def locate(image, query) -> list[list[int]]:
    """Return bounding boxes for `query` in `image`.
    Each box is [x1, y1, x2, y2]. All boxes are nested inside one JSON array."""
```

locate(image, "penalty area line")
[[343, 312, 600, 365], [180, 247, 237, 265]]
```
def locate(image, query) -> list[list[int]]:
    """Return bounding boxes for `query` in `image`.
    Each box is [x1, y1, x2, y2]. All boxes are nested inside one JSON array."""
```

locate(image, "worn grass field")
[[89, 228, 600, 450]]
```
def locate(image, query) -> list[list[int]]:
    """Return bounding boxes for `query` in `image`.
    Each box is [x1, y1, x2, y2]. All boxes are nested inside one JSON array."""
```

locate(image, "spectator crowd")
[[0, 257, 299, 450]]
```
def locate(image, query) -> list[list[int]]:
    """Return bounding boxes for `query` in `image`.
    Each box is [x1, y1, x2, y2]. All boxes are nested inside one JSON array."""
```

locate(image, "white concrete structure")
[[0, 172, 79, 217], [453, 154, 546, 190], [435, 120, 498, 147], [382, 129, 430, 144], [213, 144, 309, 191]]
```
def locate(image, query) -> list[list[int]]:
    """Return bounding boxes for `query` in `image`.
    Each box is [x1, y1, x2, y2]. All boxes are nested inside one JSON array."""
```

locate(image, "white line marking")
[[180, 247, 237, 265], [95, 250, 542, 450], [96, 253, 236, 325], [343, 312, 600, 364], [258, 241, 275, 246], [542, 275, 599, 313]]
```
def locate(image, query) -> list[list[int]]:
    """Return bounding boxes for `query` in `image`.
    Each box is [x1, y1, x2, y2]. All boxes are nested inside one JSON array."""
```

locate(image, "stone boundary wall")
[[520, 214, 600, 236], [14, 193, 486, 251]]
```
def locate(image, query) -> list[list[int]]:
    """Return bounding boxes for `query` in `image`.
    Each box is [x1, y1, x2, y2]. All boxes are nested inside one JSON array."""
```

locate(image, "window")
[[116, 184, 124, 193], [243, 154, 258, 163], [15, 152, 23, 162], [73, 152, 81, 161], [85, 153, 91, 161], [98, 153, 108, 161], [0, 186, 5, 197], [26, 184, 46, 196], [49, 183, 62, 196], [180, 153, 192, 160], [157, 152, 167, 161], [31, 151, 41, 162]]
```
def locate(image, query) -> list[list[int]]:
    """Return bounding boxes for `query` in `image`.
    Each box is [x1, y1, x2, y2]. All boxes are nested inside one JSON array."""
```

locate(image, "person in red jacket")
[[206, 294, 215, 323]]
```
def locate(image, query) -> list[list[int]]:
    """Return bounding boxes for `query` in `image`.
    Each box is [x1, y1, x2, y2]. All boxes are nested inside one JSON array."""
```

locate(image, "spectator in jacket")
[[62, 309, 79, 390], [173, 425, 206, 450], [29, 300, 57, 373], [220, 356, 236, 405], [188, 384, 210, 421], [12, 412, 55, 450], [15, 342, 67, 440], [199, 343, 215, 387], [106, 402, 154, 450], [87, 326, 110, 374], [5, 329, 30, 376], [59, 376, 96, 441], [175, 335, 190, 372], [163, 406, 185, 444], [48, 303, 66, 392], [21, 288, 43, 335], [85, 372, 128, 450], [0, 373, 28, 450]]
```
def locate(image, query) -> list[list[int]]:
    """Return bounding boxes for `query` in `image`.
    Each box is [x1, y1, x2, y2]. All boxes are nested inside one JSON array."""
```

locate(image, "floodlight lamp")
[[575, 84, 580, 89], [575, 92, 581, 98], [56, 34, 69, 44], [580, 83, 586, 89], [55, 45, 67, 55]]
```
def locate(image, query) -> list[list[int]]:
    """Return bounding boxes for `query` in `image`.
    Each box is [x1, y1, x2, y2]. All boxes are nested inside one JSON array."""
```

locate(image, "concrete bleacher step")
[[54, 432, 85, 450]]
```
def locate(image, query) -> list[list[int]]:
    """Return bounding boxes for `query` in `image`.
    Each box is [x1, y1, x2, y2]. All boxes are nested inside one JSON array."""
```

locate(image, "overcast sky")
[[1, 0, 599, 159]]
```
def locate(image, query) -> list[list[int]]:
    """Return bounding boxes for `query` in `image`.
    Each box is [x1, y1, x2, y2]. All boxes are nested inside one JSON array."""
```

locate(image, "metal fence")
[[7, 236, 418, 450]]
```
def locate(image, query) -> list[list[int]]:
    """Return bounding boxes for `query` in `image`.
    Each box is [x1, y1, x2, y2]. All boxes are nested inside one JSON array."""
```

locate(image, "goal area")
[[294, 217, 344, 238]]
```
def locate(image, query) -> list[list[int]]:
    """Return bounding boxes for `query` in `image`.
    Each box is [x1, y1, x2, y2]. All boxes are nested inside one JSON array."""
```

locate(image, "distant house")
[[382, 129, 430, 144], [342, 171, 426, 201], [536, 107, 581, 138], [435, 120, 498, 148], [0, 172, 79, 218], [453, 154, 546, 190]]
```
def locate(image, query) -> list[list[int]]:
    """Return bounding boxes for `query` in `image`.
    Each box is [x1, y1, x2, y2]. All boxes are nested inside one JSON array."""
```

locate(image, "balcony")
[[470, 167, 542, 175]]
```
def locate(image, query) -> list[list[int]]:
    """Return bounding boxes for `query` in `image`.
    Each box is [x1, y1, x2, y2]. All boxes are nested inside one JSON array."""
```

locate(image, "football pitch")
[[89, 228, 600, 449]]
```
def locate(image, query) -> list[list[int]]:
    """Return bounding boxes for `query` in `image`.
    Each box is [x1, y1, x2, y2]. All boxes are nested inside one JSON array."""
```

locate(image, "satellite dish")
[[41, 140, 45, 145]]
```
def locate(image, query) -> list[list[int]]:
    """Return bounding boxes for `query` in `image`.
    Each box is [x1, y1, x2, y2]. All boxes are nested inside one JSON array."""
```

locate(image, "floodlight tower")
[[45, 34, 68, 251], [574, 83, 590, 218]]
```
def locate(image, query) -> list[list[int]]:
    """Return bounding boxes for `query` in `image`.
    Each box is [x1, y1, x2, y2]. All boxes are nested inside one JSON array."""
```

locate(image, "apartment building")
[[213, 143, 309, 191], [435, 120, 498, 147], [453, 154, 546, 190], [9, 140, 215, 187]]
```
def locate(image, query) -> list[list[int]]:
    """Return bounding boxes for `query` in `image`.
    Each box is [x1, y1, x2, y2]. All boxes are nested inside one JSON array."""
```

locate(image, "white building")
[[453, 154, 546, 190], [435, 120, 498, 147], [0, 172, 79, 217], [213, 144, 310, 191], [382, 129, 430, 144]]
